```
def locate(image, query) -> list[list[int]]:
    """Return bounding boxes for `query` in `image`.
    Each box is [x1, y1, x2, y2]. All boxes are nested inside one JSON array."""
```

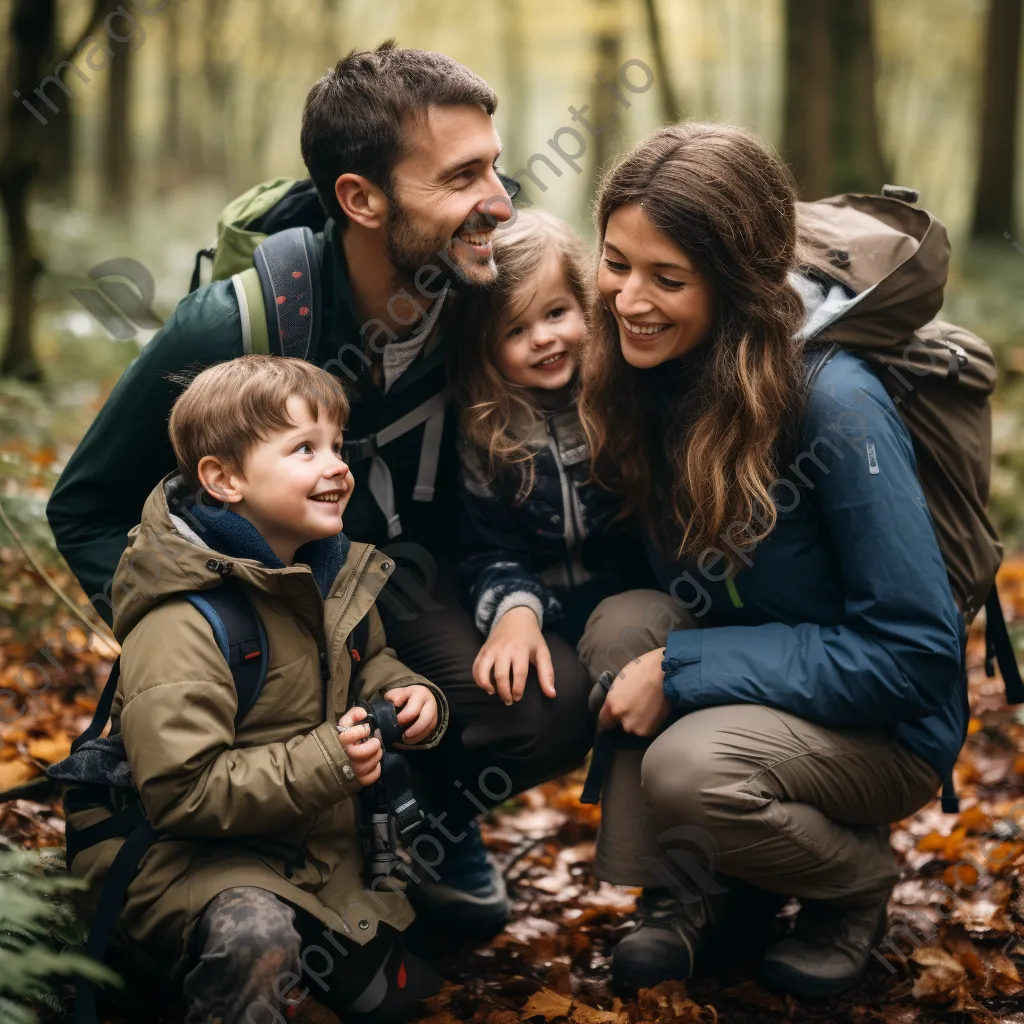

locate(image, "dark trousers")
[[376, 551, 594, 830]]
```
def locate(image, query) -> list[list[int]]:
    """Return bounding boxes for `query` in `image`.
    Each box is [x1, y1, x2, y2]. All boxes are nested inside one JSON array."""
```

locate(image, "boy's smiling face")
[[198, 395, 353, 566]]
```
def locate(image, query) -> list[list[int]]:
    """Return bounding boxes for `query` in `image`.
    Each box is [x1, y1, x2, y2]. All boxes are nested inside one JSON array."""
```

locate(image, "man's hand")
[[384, 684, 438, 745], [336, 705, 382, 785], [473, 605, 556, 704], [597, 647, 671, 737]]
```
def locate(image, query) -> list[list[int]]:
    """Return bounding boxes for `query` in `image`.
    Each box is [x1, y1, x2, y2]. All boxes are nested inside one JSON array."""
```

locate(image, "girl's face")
[[597, 202, 716, 369], [494, 251, 585, 391]]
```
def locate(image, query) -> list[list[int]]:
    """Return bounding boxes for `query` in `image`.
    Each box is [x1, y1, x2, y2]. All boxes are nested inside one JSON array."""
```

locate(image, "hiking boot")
[[759, 897, 889, 999], [407, 825, 511, 940], [611, 888, 719, 993]]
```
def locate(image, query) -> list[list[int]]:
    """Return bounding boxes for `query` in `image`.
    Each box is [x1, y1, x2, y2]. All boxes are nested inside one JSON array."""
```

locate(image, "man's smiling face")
[[385, 104, 514, 290]]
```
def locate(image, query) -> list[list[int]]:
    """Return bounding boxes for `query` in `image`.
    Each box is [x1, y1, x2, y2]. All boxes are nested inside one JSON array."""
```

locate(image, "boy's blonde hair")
[[169, 355, 349, 492], [451, 208, 592, 497]]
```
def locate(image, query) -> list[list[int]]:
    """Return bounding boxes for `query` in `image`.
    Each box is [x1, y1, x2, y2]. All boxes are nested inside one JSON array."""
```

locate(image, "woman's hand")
[[384, 684, 439, 745], [336, 705, 382, 785], [473, 605, 556, 704], [597, 647, 672, 737]]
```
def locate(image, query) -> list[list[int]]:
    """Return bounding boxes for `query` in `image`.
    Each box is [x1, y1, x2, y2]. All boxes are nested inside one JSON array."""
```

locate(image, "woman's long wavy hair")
[[578, 122, 810, 564], [451, 208, 592, 498]]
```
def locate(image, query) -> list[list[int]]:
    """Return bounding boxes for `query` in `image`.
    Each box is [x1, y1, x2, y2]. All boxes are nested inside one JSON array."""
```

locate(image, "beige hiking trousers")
[[577, 590, 942, 909]]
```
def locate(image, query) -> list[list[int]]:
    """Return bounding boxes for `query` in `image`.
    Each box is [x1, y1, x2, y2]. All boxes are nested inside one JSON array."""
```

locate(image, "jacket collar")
[[187, 496, 350, 599]]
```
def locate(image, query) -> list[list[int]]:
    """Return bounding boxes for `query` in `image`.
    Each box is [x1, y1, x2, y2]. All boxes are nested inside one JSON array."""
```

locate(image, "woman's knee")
[[578, 589, 697, 684], [640, 721, 718, 827]]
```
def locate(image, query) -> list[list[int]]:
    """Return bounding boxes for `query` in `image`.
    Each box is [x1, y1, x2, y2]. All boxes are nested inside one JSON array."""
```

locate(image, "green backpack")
[[190, 177, 330, 361]]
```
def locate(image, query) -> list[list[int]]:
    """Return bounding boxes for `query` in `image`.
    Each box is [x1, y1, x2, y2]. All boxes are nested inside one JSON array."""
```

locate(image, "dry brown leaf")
[[636, 981, 709, 1023], [521, 987, 572, 1021], [418, 982, 461, 1016], [484, 1011, 519, 1024], [26, 731, 71, 763], [911, 946, 969, 1005], [415, 1013, 463, 1024], [0, 759, 36, 791], [979, 949, 1023, 998], [916, 830, 946, 853], [569, 1005, 624, 1024], [957, 805, 993, 833], [944, 931, 985, 977], [519, 988, 622, 1024], [721, 980, 787, 1012]]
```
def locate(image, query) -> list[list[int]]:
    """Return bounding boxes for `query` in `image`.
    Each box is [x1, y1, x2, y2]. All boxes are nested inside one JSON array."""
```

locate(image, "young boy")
[[65, 355, 447, 1024]]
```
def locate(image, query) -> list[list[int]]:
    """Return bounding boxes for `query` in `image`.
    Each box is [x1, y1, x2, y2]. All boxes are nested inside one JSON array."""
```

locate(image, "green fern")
[[0, 843, 120, 1023]]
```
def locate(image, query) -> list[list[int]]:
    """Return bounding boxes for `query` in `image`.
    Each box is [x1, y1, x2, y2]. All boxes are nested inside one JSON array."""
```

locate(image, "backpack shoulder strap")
[[252, 226, 322, 361], [184, 584, 269, 726], [985, 583, 1024, 704], [231, 267, 270, 356]]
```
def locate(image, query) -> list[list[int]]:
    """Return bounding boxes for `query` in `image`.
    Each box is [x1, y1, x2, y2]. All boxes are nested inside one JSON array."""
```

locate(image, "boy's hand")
[[473, 605, 556, 704], [384, 684, 438, 745], [336, 705, 382, 785]]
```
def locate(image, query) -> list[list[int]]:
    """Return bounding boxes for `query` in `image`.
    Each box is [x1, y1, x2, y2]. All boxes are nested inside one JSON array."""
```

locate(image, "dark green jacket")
[[46, 227, 458, 623]]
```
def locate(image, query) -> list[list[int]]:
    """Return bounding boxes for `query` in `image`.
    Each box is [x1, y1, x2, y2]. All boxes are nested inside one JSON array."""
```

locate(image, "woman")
[[576, 123, 964, 998]]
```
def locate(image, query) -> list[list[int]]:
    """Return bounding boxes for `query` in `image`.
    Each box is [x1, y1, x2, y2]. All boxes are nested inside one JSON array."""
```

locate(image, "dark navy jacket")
[[458, 394, 651, 644], [651, 348, 966, 782]]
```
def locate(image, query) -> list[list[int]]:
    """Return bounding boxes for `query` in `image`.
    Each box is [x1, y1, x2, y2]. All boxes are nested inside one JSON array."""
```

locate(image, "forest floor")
[[1, 557, 1023, 1024]]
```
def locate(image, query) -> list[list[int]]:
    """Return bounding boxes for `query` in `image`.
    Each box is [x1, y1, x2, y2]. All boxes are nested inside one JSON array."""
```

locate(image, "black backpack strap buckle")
[[342, 436, 378, 464]]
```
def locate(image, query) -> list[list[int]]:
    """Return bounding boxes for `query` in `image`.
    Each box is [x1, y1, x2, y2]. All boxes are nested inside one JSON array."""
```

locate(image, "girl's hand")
[[385, 684, 439, 745], [474, 605, 556, 704], [597, 647, 671, 737], [336, 705, 382, 785]]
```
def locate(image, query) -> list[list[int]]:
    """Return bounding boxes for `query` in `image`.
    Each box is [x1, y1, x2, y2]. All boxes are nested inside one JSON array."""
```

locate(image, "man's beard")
[[385, 197, 498, 293]]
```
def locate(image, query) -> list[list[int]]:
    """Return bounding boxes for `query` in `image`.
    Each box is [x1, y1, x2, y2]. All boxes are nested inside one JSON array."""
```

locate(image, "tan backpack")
[[795, 189, 1022, 703]]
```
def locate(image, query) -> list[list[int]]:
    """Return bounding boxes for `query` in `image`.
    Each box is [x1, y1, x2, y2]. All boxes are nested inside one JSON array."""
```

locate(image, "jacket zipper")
[[327, 545, 380, 711], [546, 417, 586, 588]]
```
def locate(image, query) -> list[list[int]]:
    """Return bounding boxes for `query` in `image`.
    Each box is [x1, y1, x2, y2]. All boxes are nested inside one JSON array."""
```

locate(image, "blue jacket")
[[653, 346, 966, 783]]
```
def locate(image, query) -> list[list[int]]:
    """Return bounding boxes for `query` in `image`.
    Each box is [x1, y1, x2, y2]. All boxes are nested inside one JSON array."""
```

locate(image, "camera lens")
[[357, 698, 404, 747]]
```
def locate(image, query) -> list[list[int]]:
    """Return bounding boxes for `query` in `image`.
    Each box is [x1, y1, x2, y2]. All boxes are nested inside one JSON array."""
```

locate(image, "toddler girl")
[[453, 208, 650, 705]]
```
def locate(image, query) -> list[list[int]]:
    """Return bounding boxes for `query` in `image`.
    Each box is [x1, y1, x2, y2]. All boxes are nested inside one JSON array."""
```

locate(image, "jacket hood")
[[794, 193, 950, 348], [110, 473, 352, 642]]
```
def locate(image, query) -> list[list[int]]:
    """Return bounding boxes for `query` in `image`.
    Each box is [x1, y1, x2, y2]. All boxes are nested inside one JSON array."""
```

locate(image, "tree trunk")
[[0, 169, 45, 381], [202, 0, 233, 179], [102, 32, 133, 210], [0, 0, 55, 381], [830, 0, 887, 194], [1, 0, 108, 380], [642, 0, 682, 123], [589, 0, 623, 197], [500, 0, 528, 172], [783, 0, 832, 199], [972, 0, 1022, 237], [35, 3, 74, 201], [160, 0, 182, 188]]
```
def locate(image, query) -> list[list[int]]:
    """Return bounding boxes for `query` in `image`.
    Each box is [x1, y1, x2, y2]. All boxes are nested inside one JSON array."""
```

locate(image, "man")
[[46, 42, 593, 937]]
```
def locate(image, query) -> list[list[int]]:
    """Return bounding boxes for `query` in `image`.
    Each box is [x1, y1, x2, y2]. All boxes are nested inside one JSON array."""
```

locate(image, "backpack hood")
[[795, 193, 950, 348], [110, 473, 349, 642]]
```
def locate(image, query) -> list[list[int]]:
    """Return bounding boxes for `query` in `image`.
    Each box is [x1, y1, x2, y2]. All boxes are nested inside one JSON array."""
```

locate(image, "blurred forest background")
[[1, 0, 1024, 564], [2, 2, 1024, 1022]]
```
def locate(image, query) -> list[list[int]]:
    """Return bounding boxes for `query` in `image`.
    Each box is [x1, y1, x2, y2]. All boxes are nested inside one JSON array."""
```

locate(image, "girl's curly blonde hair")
[[450, 208, 592, 498]]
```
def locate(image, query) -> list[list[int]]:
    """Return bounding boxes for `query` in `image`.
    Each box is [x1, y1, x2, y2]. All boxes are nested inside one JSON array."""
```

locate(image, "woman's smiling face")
[[597, 202, 716, 368]]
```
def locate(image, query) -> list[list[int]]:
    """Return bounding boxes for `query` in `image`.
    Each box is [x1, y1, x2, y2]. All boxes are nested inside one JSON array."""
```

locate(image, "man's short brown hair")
[[300, 40, 497, 227], [169, 356, 349, 492]]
